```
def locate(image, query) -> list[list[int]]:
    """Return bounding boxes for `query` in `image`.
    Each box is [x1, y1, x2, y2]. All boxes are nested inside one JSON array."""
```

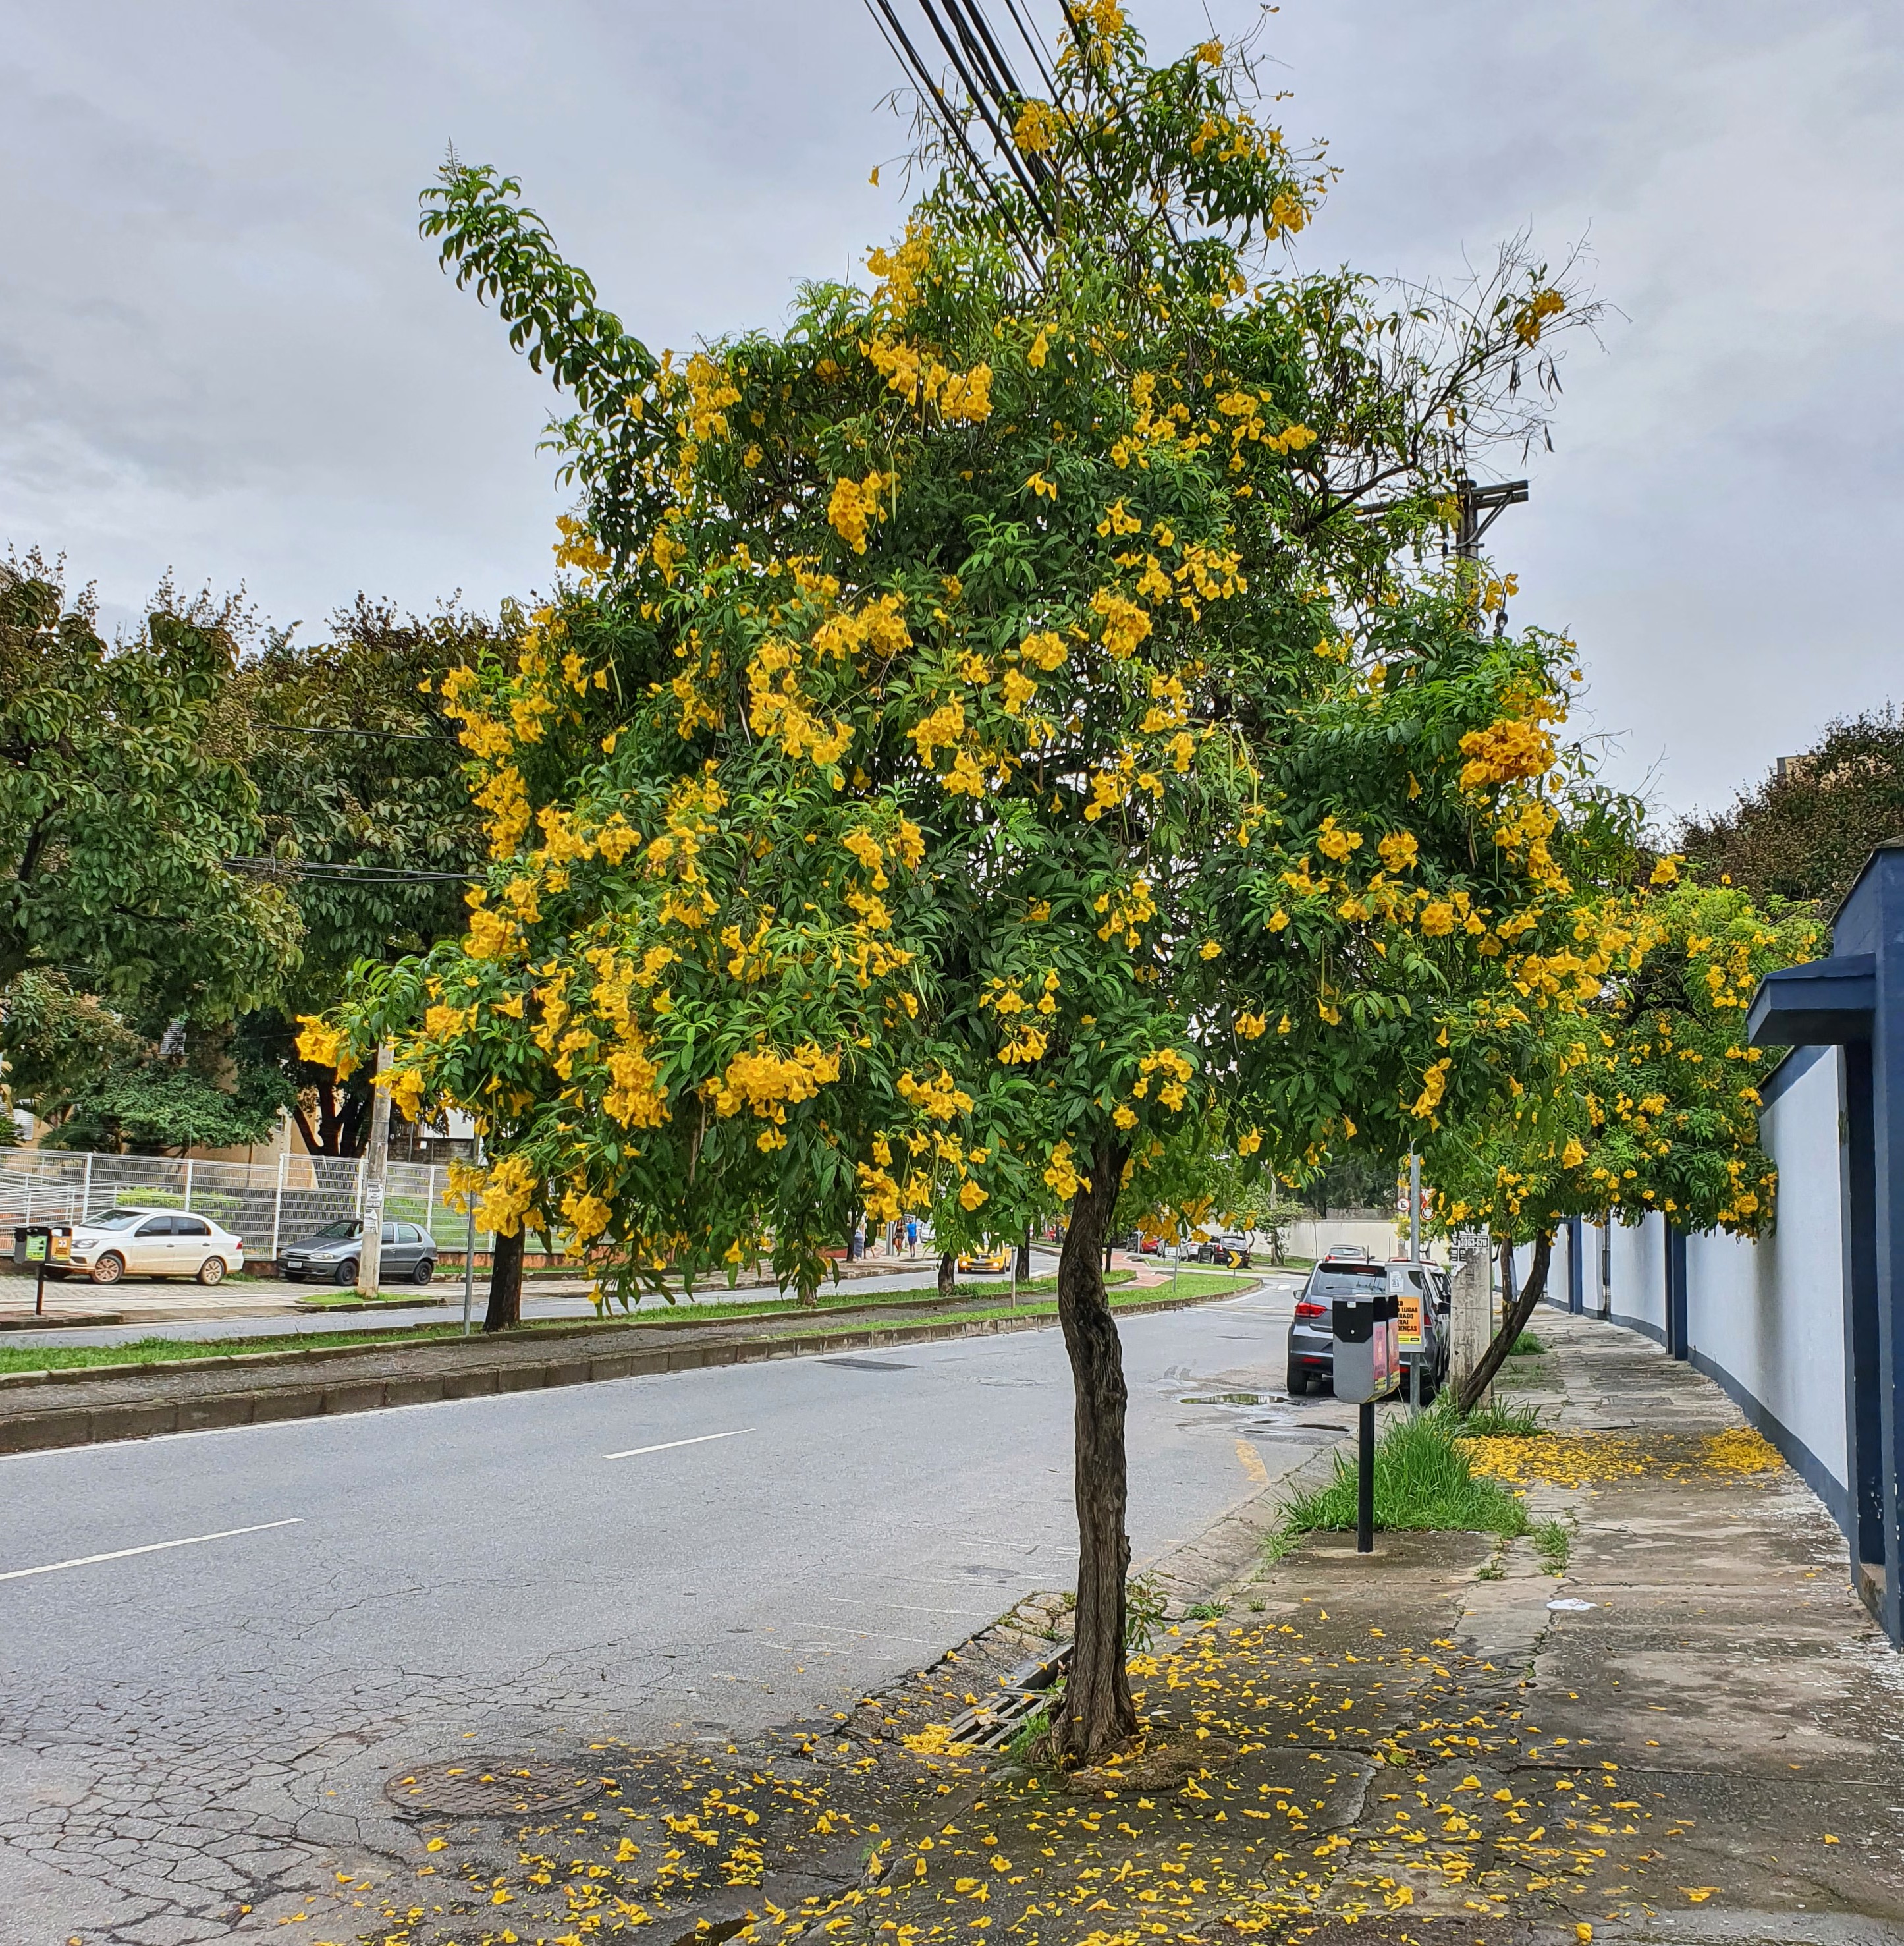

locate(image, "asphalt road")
[[0, 1277, 1334, 1943]]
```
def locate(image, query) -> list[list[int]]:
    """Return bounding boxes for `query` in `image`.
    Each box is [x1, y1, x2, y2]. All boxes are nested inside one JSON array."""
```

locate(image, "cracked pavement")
[[0, 1281, 1317, 1944]]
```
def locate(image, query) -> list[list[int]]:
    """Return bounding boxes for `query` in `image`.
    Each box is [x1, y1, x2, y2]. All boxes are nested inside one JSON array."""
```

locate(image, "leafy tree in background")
[[232, 598, 504, 1154], [309, 7, 1638, 1760], [0, 553, 300, 1139], [1427, 876, 1824, 1407], [1679, 705, 1904, 914]]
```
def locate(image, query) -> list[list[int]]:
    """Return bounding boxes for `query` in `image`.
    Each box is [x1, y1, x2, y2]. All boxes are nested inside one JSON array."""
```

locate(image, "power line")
[[223, 856, 481, 885]]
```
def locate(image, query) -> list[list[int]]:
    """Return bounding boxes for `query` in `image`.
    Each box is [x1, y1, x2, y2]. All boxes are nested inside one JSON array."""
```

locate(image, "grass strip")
[[1268, 1405, 1536, 1557], [0, 1270, 1253, 1376]]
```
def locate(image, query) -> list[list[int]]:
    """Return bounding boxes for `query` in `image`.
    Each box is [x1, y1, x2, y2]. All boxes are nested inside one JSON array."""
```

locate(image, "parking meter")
[[1330, 1283, 1398, 1404], [8, 1224, 72, 1318], [10, 1224, 72, 1268], [1332, 1279, 1398, 1554]]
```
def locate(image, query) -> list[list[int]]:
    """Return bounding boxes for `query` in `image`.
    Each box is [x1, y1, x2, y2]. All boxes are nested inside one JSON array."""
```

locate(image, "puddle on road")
[[1176, 1389, 1353, 1442]]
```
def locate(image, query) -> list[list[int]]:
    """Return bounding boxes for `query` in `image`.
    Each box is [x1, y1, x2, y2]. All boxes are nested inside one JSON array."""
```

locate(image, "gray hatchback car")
[[277, 1219, 438, 1286]]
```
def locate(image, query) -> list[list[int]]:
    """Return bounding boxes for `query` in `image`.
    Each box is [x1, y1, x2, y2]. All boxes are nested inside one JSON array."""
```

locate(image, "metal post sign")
[[1396, 1285, 1423, 1352]]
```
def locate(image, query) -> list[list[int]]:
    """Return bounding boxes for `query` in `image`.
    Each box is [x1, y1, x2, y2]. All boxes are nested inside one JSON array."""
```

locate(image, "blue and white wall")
[[1569, 1043, 1851, 1532]]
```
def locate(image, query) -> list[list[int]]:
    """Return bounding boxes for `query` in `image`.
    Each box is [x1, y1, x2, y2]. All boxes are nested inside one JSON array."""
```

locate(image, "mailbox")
[[1332, 1282, 1399, 1404], [10, 1224, 72, 1267]]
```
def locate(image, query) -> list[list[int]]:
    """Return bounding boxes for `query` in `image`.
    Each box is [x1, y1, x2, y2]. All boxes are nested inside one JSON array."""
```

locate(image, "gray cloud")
[[3, 0, 1897, 818]]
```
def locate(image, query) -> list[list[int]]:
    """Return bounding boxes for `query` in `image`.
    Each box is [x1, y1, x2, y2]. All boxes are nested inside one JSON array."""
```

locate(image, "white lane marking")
[[783, 1617, 941, 1646], [0, 1518, 302, 1583], [603, 1428, 754, 1462]]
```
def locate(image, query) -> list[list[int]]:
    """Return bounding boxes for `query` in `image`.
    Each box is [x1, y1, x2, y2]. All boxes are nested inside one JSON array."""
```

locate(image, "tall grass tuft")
[[1270, 1407, 1533, 1554]]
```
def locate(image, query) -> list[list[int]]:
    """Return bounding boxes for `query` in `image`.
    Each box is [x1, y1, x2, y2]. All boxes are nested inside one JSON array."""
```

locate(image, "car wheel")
[[196, 1256, 226, 1287], [1286, 1361, 1309, 1396], [334, 1260, 357, 1286], [413, 1258, 435, 1286], [90, 1252, 124, 1286]]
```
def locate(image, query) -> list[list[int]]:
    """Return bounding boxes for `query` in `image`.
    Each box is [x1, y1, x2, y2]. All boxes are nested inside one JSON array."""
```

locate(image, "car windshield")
[[1309, 1265, 1386, 1296], [84, 1209, 152, 1231], [310, 1220, 361, 1240]]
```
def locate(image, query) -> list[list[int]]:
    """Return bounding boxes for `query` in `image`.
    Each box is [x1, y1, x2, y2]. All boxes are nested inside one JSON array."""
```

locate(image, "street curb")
[[0, 1287, 1251, 1457]]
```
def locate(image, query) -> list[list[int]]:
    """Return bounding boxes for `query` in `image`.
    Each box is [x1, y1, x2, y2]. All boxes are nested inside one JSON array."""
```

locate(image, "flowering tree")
[[313, 9, 1628, 1758], [1426, 874, 1825, 1408]]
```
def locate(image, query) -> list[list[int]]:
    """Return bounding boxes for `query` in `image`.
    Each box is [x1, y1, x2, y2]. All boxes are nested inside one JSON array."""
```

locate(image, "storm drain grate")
[[821, 1356, 915, 1370], [387, 1758, 605, 1817]]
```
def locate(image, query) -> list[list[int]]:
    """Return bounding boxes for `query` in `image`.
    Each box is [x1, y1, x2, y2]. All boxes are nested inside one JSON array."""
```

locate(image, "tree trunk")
[[937, 1250, 957, 1299], [1016, 1225, 1032, 1282], [1054, 1137, 1137, 1765], [1456, 1228, 1553, 1414], [484, 1226, 524, 1333]]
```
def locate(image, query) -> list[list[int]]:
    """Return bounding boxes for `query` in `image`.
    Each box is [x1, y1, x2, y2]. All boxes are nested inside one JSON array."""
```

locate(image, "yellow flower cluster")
[[1459, 715, 1558, 789], [864, 334, 993, 424], [812, 592, 912, 664], [827, 470, 890, 554], [1093, 876, 1156, 945], [1091, 588, 1153, 661], [559, 1183, 612, 1244], [1316, 816, 1363, 862], [474, 1153, 539, 1239], [1135, 1046, 1194, 1112], [865, 217, 933, 316], [746, 638, 853, 769], [294, 1015, 354, 1077], [1043, 1141, 1085, 1200], [898, 1067, 974, 1121], [709, 1044, 842, 1133]]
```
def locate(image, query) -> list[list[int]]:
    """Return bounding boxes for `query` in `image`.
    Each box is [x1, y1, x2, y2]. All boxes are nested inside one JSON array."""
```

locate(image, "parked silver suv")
[[1286, 1257, 1451, 1400]]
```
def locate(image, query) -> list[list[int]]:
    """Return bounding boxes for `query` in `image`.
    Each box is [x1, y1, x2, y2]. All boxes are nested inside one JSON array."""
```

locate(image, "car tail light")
[[1294, 1300, 1326, 1319]]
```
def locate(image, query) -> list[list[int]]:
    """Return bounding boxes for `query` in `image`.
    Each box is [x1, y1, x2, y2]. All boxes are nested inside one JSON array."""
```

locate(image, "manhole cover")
[[387, 1758, 604, 1817], [1181, 1391, 1266, 1406]]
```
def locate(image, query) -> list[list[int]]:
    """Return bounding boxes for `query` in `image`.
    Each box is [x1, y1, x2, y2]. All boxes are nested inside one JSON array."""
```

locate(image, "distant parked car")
[[1322, 1242, 1373, 1262], [1195, 1231, 1254, 1269], [1137, 1235, 1166, 1256], [58, 1207, 246, 1287], [277, 1220, 437, 1286]]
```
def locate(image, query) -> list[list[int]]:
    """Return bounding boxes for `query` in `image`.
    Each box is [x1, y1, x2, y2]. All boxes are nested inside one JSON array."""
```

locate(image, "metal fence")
[[0, 1148, 488, 1263]]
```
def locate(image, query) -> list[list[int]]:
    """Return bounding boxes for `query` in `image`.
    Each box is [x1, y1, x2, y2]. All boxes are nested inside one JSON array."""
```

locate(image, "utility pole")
[[1454, 473, 1529, 561], [1408, 1150, 1423, 1415], [356, 1045, 393, 1298]]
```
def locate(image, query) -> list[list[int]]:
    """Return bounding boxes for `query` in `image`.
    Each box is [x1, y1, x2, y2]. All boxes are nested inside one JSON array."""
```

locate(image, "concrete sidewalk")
[[350, 1308, 1903, 1946]]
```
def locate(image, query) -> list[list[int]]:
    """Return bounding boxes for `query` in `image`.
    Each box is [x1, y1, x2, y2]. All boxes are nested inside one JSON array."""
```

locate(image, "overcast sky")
[[5, 1, 1898, 821]]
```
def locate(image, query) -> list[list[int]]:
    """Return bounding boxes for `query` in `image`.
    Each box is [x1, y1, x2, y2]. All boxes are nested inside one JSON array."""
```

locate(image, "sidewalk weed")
[[1510, 1329, 1548, 1356], [1533, 1516, 1571, 1574]]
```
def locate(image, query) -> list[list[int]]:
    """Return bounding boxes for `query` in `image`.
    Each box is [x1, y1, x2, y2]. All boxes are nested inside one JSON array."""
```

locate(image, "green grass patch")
[[1270, 1406, 1533, 1556], [1509, 1330, 1547, 1356]]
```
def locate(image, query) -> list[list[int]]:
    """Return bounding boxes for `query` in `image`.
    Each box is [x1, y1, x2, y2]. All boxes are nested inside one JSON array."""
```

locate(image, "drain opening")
[[387, 1758, 604, 1817]]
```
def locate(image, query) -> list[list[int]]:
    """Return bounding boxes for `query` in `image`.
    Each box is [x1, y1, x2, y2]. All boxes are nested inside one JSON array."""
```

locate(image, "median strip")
[[0, 1280, 1260, 1457]]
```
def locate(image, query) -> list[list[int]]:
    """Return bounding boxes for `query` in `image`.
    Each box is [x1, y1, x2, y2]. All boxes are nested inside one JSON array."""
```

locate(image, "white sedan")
[[61, 1207, 247, 1286]]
